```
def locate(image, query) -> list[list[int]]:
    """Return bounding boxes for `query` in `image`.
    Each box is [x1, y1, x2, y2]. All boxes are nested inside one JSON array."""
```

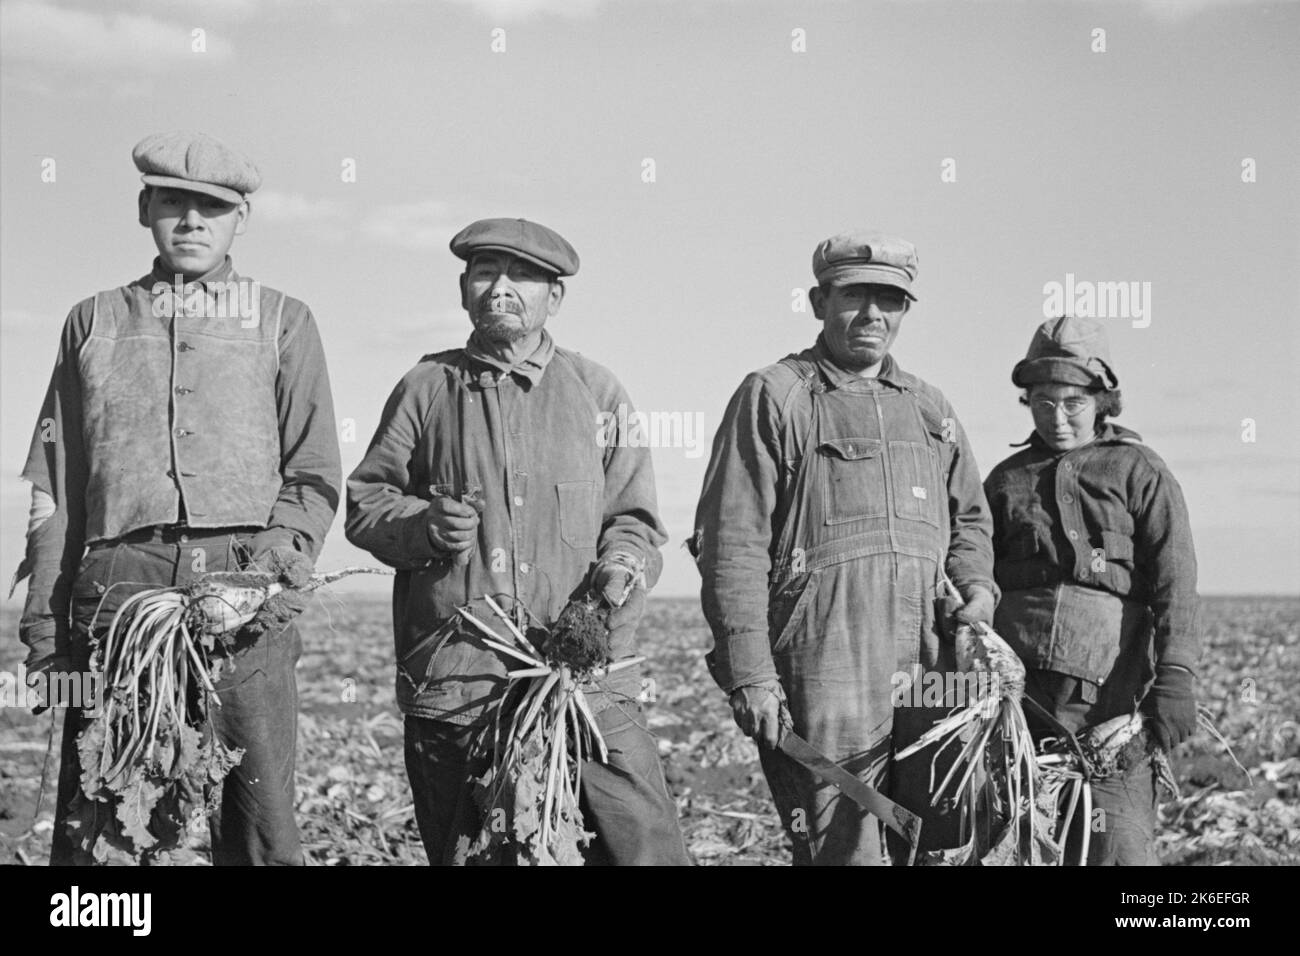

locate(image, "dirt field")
[[2, 594, 1296, 866]]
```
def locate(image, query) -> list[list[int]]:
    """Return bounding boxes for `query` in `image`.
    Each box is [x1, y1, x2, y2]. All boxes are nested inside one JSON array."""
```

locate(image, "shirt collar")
[[464, 329, 556, 387], [148, 255, 238, 292], [1010, 421, 1143, 452], [809, 334, 909, 389]]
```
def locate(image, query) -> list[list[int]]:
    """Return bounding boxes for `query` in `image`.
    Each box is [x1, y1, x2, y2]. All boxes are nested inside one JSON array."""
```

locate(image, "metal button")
[[95, 583, 106, 594], [1067, 529, 1079, 541], [175, 386, 192, 395], [165, 469, 175, 478], [180, 534, 189, 543], [1063, 462, 1073, 472], [520, 562, 531, 573], [1062, 493, 1074, 504], [513, 496, 523, 506], [175, 427, 189, 437], [178, 342, 194, 352]]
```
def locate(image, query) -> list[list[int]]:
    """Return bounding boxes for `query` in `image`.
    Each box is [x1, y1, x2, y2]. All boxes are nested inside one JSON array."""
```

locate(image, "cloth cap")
[[132, 131, 260, 204], [1012, 316, 1119, 389], [812, 230, 919, 300], [450, 218, 579, 277]]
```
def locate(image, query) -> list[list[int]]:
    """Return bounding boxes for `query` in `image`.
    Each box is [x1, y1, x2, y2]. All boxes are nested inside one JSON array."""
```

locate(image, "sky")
[[1, 0, 1297, 610]]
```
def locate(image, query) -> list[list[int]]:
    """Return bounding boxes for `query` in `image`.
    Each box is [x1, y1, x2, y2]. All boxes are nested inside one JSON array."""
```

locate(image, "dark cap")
[[450, 218, 579, 277], [812, 230, 919, 301], [132, 130, 260, 204], [1012, 316, 1119, 389]]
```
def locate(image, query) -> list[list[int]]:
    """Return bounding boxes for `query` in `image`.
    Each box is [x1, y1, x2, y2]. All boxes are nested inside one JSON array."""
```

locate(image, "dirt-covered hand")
[[244, 587, 311, 637], [1143, 663, 1197, 751], [954, 585, 996, 627], [252, 545, 314, 588], [425, 496, 480, 557], [729, 680, 786, 750]]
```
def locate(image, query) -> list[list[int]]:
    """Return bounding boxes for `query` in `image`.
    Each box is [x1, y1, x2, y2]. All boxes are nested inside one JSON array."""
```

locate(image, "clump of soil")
[[543, 596, 610, 671]]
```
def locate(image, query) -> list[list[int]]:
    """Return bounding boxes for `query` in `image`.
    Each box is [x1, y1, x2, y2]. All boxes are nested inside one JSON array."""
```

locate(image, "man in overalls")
[[16, 131, 341, 865], [693, 230, 998, 864]]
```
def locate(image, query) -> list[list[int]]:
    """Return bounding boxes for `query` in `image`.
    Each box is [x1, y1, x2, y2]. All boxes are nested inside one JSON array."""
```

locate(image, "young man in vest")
[[16, 131, 342, 865]]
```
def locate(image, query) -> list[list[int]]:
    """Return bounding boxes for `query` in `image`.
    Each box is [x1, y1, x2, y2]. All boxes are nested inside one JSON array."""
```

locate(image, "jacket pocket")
[[888, 440, 940, 527], [556, 480, 599, 549], [818, 438, 887, 525], [70, 545, 121, 633]]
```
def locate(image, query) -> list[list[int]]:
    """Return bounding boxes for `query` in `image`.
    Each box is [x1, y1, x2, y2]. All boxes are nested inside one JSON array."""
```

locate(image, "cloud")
[[253, 189, 351, 240], [359, 200, 459, 251], [0, 0, 233, 71], [440, 0, 608, 20]]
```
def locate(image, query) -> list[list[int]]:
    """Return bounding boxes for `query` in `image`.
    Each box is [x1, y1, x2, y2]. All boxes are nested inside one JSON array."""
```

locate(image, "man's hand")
[[426, 496, 481, 560], [590, 552, 645, 608], [954, 585, 996, 627], [245, 543, 315, 636], [23, 651, 72, 716], [1143, 663, 1198, 751], [729, 680, 786, 750]]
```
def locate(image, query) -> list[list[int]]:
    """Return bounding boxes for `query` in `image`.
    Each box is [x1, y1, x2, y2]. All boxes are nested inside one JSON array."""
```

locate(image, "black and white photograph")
[[0, 0, 1295, 919]]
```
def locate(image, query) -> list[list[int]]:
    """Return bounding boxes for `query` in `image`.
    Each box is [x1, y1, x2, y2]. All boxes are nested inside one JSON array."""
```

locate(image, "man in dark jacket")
[[346, 218, 688, 865], [693, 230, 998, 864]]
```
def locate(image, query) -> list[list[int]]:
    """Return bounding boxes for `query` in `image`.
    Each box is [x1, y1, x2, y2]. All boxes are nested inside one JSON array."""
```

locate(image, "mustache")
[[479, 297, 523, 315]]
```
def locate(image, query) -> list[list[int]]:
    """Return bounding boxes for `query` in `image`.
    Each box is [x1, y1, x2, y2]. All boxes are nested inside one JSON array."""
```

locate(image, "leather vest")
[[78, 276, 284, 541]]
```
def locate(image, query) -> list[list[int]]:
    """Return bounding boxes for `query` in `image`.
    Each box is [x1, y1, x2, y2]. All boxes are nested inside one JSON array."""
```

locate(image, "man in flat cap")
[[346, 218, 689, 865], [692, 229, 997, 864], [16, 130, 341, 864]]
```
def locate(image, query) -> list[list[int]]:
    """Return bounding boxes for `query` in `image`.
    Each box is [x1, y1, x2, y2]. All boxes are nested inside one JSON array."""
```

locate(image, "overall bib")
[[757, 360, 962, 865]]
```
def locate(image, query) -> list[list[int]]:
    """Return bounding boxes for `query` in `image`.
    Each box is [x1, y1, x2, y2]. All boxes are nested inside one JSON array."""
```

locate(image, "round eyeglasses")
[[1030, 397, 1093, 417]]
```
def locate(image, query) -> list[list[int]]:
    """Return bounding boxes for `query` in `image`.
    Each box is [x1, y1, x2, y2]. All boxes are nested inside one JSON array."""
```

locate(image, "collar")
[[463, 329, 556, 387], [1010, 421, 1144, 452], [147, 255, 238, 292], [809, 334, 909, 390]]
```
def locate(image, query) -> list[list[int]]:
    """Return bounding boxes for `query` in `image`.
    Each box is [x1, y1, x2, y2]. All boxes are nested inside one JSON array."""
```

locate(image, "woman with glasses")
[[982, 316, 1200, 865]]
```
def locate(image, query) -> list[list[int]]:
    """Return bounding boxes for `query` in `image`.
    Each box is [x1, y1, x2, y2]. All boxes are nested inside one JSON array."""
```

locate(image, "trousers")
[[50, 528, 304, 866], [404, 700, 690, 865]]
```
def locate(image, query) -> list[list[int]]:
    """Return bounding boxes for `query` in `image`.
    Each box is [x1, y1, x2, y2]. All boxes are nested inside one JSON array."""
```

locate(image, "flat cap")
[[132, 131, 260, 204], [450, 218, 579, 277], [812, 230, 919, 300], [1012, 316, 1119, 389]]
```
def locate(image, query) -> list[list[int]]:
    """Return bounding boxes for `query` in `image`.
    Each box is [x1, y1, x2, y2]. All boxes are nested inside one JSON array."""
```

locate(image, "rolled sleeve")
[[269, 303, 342, 561], [345, 372, 441, 570], [695, 373, 784, 692], [17, 304, 92, 657], [1132, 461, 1200, 673], [940, 405, 998, 599]]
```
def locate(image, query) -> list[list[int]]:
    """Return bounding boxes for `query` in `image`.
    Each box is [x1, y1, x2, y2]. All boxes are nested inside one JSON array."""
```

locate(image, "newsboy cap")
[[132, 131, 261, 204], [450, 218, 579, 277], [812, 230, 919, 300], [1012, 316, 1119, 389]]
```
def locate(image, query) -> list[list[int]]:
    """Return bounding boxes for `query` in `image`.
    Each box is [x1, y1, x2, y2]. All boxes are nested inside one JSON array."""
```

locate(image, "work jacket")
[[983, 423, 1200, 689], [694, 336, 997, 693], [345, 331, 667, 725]]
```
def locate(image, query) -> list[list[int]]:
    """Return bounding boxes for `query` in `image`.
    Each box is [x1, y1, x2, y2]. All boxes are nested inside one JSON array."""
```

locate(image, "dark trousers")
[[1026, 668, 1158, 866], [404, 701, 690, 865], [51, 528, 304, 866]]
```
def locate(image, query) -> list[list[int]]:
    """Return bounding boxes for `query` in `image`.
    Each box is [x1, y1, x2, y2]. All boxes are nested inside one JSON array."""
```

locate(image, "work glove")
[[954, 585, 996, 627], [729, 680, 787, 750], [1142, 663, 1198, 752], [590, 552, 645, 608], [606, 586, 647, 661], [245, 542, 315, 637], [425, 494, 482, 563]]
